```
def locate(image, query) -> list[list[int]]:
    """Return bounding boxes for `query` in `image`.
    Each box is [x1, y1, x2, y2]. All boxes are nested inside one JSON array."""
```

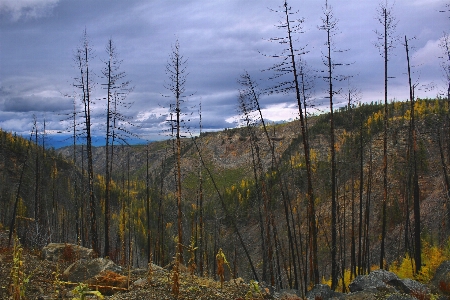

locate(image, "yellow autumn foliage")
[[322, 265, 380, 291], [390, 241, 450, 283], [322, 239, 450, 291], [321, 268, 354, 292]]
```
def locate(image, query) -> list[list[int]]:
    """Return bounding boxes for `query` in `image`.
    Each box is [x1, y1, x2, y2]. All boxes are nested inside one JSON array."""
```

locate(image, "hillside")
[[1, 99, 450, 298]]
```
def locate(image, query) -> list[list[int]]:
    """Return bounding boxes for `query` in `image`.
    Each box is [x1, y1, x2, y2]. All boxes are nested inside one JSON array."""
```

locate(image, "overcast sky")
[[0, 0, 448, 144]]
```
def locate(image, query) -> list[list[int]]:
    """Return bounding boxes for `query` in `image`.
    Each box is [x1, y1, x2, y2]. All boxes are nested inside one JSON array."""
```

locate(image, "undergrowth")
[[9, 235, 31, 300], [71, 283, 104, 300], [322, 239, 450, 293], [390, 240, 450, 283]]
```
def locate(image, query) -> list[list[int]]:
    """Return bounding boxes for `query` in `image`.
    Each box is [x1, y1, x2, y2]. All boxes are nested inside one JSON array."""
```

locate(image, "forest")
[[0, 0, 449, 299]]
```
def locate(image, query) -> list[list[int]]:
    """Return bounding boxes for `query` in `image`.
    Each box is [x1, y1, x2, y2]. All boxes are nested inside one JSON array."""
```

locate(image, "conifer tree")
[[74, 30, 98, 254], [404, 35, 421, 273], [102, 38, 133, 258], [165, 40, 188, 263], [266, 0, 319, 284], [318, 0, 340, 288], [375, 1, 397, 269]]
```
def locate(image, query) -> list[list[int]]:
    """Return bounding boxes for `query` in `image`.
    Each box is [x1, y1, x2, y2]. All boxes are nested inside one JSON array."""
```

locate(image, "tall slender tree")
[[102, 38, 133, 258], [439, 33, 450, 228], [318, 0, 343, 288], [197, 100, 205, 276], [74, 30, 98, 254], [238, 75, 275, 285], [8, 130, 33, 246], [146, 147, 152, 263], [266, 0, 319, 284], [375, 1, 397, 269], [33, 117, 41, 228], [189, 131, 259, 281], [443, 34, 450, 104], [405, 36, 421, 272], [358, 106, 365, 275], [72, 96, 81, 244], [165, 40, 188, 264]]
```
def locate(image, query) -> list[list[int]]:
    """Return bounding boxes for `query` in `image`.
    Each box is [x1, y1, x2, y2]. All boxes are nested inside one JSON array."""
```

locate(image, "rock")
[[342, 290, 378, 300], [131, 278, 147, 289], [387, 278, 430, 295], [431, 260, 450, 295], [306, 284, 344, 300], [62, 258, 122, 282], [42, 243, 94, 262], [278, 289, 301, 299], [86, 270, 127, 295], [348, 269, 398, 293], [385, 293, 416, 300], [233, 277, 245, 285]]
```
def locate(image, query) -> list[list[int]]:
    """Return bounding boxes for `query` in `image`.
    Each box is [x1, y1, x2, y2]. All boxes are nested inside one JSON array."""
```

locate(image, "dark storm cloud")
[[3, 96, 71, 112], [0, 0, 448, 141]]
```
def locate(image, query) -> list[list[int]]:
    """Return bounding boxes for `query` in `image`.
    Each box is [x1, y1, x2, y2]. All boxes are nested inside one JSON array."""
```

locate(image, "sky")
[[0, 0, 448, 146]]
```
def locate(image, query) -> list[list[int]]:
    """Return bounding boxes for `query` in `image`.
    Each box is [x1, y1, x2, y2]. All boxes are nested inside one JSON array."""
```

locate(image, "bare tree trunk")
[[283, 0, 319, 283], [376, 2, 396, 269], [198, 102, 204, 276], [267, 1, 318, 283], [9, 133, 33, 246], [34, 119, 40, 228], [320, 1, 338, 287], [104, 40, 112, 258], [380, 9, 389, 270], [75, 31, 98, 254], [189, 135, 259, 281], [363, 146, 373, 273], [438, 130, 450, 229], [165, 40, 187, 264], [358, 112, 364, 274], [146, 148, 151, 264], [405, 36, 421, 272]]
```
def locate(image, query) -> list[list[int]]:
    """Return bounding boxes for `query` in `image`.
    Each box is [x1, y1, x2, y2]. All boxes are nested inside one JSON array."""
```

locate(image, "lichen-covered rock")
[[348, 270, 398, 293], [62, 258, 122, 282], [42, 243, 94, 262], [306, 284, 344, 300]]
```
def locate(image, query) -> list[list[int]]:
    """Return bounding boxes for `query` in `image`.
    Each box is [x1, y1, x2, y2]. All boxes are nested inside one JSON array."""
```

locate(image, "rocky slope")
[[2, 233, 450, 300]]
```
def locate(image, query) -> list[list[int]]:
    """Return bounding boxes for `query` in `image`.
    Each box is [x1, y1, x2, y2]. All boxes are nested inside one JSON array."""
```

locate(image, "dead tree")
[[238, 78, 275, 286], [318, 0, 347, 288], [197, 101, 205, 276], [102, 38, 133, 258], [165, 40, 188, 264], [189, 132, 260, 281], [8, 131, 33, 246], [282, 1, 319, 284], [404, 36, 421, 272], [74, 30, 98, 254], [375, 1, 397, 269], [439, 33, 450, 228], [265, 0, 319, 284]]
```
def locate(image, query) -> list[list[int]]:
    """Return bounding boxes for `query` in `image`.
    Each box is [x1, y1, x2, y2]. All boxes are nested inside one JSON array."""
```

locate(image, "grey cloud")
[[0, 0, 59, 21], [3, 96, 71, 112], [0, 0, 448, 142]]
